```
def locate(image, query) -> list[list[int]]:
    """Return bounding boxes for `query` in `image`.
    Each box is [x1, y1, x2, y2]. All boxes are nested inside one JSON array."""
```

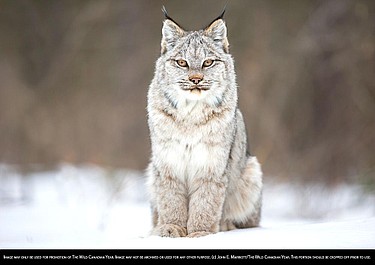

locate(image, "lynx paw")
[[186, 231, 212, 238], [152, 224, 187, 238], [220, 220, 237, 231]]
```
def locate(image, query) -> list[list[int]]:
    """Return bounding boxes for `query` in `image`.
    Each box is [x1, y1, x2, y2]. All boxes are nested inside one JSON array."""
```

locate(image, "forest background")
[[0, 0, 374, 188]]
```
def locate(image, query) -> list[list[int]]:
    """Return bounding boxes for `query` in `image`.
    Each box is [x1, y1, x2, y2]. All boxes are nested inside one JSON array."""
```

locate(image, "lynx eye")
[[176, 59, 188, 68], [203, 59, 214, 68]]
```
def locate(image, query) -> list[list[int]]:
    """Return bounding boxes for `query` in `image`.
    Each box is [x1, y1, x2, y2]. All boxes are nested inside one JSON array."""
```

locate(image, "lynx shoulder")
[[146, 7, 263, 238]]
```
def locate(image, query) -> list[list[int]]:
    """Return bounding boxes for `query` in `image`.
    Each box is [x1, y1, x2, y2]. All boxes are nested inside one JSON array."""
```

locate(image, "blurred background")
[[0, 0, 374, 187]]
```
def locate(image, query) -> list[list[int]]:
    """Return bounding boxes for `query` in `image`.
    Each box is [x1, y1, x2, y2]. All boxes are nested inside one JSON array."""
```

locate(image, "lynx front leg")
[[187, 180, 226, 237], [152, 174, 188, 238]]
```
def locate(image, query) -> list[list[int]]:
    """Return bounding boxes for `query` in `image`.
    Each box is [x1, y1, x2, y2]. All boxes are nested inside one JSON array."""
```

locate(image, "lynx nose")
[[189, 74, 203, 84]]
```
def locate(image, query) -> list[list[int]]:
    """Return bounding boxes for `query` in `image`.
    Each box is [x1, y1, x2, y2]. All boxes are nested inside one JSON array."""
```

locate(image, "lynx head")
[[154, 7, 237, 108]]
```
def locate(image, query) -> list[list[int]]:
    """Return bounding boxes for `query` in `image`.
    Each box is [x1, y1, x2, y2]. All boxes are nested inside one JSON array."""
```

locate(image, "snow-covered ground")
[[0, 163, 374, 249]]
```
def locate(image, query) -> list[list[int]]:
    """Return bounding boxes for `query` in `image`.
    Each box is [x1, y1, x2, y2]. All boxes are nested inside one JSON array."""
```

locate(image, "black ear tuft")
[[216, 5, 226, 20], [203, 5, 229, 53], [161, 5, 170, 20], [161, 6, 184, 30], [160, 6, 185, 54], [205, 4, 227, 30]]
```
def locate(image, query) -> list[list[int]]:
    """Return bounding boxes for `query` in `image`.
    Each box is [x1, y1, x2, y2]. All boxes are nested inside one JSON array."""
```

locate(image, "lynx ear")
[[204, 15, 229, 53], [161, 7, 185, 54]]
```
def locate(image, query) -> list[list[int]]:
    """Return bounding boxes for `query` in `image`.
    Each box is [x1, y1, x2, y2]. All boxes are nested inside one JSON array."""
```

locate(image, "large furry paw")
[[186, 231, 212, 238], [220, 220, 237, 231], [152, 224, 187, 238]]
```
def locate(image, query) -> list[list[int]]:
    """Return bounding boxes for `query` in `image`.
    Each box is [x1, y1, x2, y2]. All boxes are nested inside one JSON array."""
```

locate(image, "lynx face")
[[156, 17, 236, 108]]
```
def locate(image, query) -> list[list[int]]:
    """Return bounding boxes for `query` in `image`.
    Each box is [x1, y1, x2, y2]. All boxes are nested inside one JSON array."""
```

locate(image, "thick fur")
[[146, 13, 263, 238]]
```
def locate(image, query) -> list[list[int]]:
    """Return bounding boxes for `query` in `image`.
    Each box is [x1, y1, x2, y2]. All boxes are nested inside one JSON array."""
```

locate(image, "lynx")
[[146, 8, 263, 238]]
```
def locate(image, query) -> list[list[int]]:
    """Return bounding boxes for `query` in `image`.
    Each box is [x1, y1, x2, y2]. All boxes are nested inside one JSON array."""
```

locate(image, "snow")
[[0, 163, 374, 249]]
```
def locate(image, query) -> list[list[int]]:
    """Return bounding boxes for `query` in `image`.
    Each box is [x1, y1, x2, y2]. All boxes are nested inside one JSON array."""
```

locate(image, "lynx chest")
[[153, 120, 227, 183]]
